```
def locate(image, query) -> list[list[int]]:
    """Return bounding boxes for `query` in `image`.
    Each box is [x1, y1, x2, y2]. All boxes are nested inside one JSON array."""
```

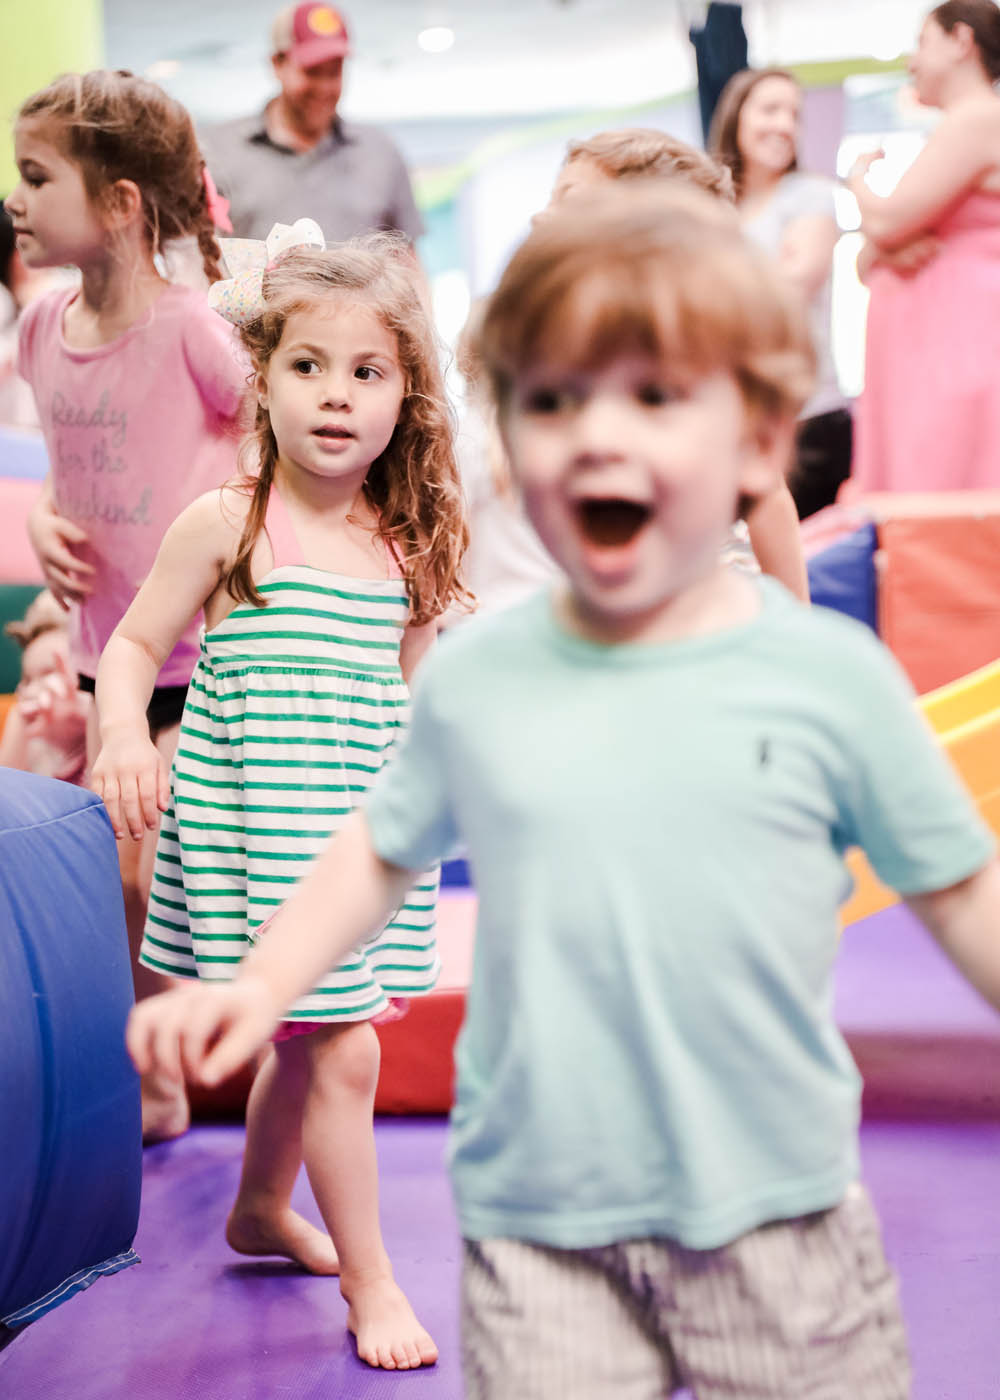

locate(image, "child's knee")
[[309, 1020, 381, 1098]]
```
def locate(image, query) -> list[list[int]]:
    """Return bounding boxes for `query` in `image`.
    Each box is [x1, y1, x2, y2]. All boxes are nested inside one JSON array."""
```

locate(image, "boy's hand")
[[91, 733, 170, 840], [27, 496, 95, 608], [126, 976, 281, 1086]]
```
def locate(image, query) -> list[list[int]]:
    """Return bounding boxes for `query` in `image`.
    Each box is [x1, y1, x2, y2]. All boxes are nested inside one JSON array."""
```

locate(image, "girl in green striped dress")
[[91, 236, 469, 1370]]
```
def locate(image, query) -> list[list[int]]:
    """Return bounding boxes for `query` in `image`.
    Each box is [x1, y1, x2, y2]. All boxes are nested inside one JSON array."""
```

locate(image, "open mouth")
[[576, 498, 652, 547], [313, 426, 354, 440]]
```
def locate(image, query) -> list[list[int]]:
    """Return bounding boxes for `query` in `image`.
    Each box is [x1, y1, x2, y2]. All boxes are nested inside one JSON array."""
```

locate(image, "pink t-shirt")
[[18, 283, 248, 683]]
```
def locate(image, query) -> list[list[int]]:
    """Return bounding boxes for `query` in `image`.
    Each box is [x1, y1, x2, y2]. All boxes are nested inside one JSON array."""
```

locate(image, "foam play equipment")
[[374, 889, 474, 1114], [0, 425, 48, 482], [803, 493, 1000, 693], [871, 492, 1000, 695], [805, 519, 877, 631], [0, 770, 141, 1344], [0, 476, 46, 588]]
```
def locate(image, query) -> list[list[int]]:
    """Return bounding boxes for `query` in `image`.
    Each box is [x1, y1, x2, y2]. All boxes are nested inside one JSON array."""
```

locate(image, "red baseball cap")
[[271, 4, 351, 66]]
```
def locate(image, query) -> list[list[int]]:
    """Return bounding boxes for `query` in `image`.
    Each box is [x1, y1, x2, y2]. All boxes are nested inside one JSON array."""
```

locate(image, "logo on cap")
[[306, 5, 343, 36]]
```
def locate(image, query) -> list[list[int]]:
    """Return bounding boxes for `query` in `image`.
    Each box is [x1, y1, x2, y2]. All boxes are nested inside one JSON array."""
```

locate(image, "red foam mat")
[[188, 890, 476, 1120], [374, 890, 475, 1114]]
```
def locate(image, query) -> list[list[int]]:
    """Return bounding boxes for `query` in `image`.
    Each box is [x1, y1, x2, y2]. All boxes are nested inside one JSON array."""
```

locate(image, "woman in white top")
[[711, 68, 851, 520]]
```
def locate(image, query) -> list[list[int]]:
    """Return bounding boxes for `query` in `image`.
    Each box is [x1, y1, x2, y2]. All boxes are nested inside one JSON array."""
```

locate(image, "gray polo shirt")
[[200, 110, 424, 245]]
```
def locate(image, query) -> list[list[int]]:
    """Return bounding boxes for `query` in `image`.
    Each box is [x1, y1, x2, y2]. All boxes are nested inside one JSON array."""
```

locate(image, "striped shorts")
[[461, 1182, 910, 1400]]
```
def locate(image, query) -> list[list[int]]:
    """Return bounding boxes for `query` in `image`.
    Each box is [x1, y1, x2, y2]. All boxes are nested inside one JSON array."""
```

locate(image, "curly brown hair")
[[228, 236, 469, 627], [18, 70, 223, 284], [564, 129, 734, 202]]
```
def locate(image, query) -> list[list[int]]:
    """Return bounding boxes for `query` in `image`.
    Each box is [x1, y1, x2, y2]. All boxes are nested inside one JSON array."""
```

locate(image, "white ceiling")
[[102, 0, 931, 125]]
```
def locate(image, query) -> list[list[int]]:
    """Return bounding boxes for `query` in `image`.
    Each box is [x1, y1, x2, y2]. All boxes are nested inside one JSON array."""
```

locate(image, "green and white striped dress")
[[139, 487, 439, 1022]]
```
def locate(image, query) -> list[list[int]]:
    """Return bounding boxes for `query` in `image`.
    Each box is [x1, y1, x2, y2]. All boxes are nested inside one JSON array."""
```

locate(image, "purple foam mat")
[[2, 1114, 999, 1399], [4, 901, 1000, 1397], [837, 904, 1000, 1119], [1, 1119, 464, 1400]]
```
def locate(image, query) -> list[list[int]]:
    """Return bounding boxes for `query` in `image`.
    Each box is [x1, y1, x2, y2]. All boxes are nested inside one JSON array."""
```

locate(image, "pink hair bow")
[[202, 167, 233, 234], [208, 217, 326, 326]]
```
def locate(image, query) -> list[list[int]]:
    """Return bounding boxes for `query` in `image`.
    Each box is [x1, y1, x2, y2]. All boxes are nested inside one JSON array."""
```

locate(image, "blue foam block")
[[807, 521, 878, 632], [0, 771, 140, 1335]]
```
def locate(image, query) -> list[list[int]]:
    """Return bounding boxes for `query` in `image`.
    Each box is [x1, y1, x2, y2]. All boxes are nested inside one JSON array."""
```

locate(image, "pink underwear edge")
[[272, 997, 411, 1042]]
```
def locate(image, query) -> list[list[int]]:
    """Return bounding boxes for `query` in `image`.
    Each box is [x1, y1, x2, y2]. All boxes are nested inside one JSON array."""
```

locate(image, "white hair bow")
[[208, 218, 326, 325]]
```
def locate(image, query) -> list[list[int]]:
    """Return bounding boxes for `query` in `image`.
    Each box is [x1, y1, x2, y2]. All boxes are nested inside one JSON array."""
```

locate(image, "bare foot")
[[343, 1274, 438, 1370], [225, 1206, 340, 1275], [141, 1074, 190, 1145]]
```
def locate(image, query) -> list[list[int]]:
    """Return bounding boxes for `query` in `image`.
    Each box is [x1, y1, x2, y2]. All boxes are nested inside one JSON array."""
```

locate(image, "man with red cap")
[[201, 3, 423, 246]]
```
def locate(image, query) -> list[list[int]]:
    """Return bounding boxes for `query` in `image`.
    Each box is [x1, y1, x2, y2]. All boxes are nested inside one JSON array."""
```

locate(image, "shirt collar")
[[250, 103, 353, 152]]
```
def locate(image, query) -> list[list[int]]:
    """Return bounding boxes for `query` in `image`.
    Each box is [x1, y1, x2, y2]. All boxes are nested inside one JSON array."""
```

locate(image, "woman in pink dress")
[[849, 1, 1000, 493]]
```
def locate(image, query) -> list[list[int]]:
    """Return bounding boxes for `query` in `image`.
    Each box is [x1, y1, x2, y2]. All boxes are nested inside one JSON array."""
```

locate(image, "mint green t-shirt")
[[365, 579, 993, 1250]]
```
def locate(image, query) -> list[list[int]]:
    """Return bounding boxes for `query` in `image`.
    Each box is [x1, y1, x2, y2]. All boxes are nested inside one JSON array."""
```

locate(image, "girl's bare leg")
[[301, 1021, 438, 1370], [225, 1039, 339, 1274], [88, 707, 189, 1142]]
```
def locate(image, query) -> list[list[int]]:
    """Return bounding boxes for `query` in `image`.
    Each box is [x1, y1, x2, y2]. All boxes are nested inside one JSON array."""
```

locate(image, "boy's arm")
[[126, 811, 416, 1083], [745, 482, 809, 603], [905, 858, 1000, 1014]]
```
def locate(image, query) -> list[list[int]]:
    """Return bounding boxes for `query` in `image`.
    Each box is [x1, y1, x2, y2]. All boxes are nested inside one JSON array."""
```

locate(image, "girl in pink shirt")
[[5, 70, 247, 1141]]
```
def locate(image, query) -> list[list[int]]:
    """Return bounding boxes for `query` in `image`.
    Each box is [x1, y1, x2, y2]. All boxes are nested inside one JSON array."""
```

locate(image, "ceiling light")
[[418, 26, 455, 54]]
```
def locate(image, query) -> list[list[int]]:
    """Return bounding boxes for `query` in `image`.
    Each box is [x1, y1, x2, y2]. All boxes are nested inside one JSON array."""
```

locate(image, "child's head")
[[550, 129, 734, 209], [8, 70, 223, 284], [5, 590, 70, 686], [227, 235, 468, 625], [479, 185, 814, 636]]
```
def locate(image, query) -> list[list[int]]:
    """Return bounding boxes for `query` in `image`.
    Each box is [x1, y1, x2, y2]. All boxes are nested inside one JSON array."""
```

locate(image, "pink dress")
[[853, 191, 1000, 493]]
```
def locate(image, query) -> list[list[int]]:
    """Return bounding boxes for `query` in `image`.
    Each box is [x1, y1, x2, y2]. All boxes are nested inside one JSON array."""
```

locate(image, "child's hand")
[[91, 733, 170, 840], [27, 496, 95, 607], [18, 652, 88, 740], [126, 975, 281, 1086]]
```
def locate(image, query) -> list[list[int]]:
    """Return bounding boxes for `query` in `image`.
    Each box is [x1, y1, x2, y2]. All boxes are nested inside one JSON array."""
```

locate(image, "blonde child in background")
[[128, 186, 1000, 1399], [456, 128, 807, 622], [92, 236, 467, 1370], [5, 70, 248, 1140], [0, 589, 88, 782]]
